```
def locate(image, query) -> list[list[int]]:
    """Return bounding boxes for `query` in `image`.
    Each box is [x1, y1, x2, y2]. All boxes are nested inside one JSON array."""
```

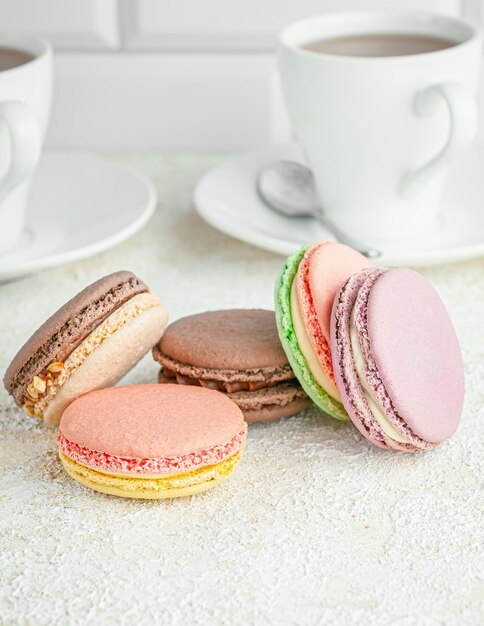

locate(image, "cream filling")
[[350, 308, 409, 444], [290, 280, 341, 401], [35, 292, 167, 424]]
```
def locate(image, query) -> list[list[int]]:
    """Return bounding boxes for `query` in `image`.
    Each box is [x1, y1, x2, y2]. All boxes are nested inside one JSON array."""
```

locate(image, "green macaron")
[[274, 247, 349, 421]]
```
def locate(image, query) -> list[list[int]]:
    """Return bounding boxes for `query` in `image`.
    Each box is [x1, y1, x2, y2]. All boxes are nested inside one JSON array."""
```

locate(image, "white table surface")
[[1, 154, 483, 626]]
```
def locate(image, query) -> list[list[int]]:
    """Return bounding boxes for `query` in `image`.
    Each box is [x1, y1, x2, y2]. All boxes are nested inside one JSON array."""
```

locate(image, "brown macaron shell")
[[154, 350, 294, 390], [242, 397, 313, 423], [153, 309, 311, 422], [157, 370, 310, 422], [4, 271, 148, 406]]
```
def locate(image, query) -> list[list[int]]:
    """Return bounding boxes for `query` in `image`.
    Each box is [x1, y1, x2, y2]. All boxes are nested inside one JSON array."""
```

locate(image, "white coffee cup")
[[278, 11, 481, 242], [0, 34, 52, 255]]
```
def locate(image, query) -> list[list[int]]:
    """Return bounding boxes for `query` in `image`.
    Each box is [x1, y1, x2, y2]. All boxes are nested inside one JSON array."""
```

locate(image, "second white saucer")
[[195, 141, 484, 267]]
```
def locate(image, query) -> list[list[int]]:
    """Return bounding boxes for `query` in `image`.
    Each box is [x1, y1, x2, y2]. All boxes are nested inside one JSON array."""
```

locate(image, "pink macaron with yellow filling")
[[57, 384, 247, 498]]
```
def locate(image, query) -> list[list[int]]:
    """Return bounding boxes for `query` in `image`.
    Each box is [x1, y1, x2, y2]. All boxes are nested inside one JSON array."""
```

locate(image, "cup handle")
[[399, 82, 478, 198], [0, 101, 42, 205]]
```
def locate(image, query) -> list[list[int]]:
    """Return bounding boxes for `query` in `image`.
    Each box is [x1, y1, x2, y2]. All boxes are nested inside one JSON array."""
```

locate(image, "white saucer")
[[195, 141, 484, 267], [0, 152, 156, 282]]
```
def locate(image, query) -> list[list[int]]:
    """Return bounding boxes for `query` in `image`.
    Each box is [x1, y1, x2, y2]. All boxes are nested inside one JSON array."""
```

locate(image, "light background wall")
[[0, 0, 481, 150]]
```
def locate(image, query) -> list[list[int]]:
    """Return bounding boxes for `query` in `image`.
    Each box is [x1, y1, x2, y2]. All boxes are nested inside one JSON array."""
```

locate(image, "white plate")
[[0, 152, 156, 282], [195, 141, 484, 267]]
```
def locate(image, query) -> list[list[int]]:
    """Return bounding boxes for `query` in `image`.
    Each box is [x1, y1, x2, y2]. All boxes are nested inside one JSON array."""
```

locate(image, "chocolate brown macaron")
[[153, 309, 311, 423], [4, 271, 168, 425]]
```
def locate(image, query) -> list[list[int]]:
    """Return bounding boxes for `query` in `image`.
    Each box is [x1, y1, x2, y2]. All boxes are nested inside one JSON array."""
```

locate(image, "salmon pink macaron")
[[57, 384, 247, 498], [275, 242, 370, 420], [331, 267, 465, 451]]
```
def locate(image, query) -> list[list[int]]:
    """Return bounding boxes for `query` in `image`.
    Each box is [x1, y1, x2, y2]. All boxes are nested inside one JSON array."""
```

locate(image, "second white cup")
[[278, 11, 481, 242]]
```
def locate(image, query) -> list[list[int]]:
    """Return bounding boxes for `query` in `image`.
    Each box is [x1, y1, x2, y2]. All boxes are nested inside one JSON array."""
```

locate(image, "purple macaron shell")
[[330, 268, 411, 451], [364, 268, 464, 443], [331, 267, 464, 451]]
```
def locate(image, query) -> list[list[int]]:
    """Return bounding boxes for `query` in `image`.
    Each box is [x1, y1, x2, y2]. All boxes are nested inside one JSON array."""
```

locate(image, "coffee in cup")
[[0, 47, 34, 71], [302, 33, 455, 57]]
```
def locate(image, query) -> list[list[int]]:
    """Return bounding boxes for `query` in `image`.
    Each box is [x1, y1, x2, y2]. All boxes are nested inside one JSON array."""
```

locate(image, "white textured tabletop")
[[1, 154, 483, 626]]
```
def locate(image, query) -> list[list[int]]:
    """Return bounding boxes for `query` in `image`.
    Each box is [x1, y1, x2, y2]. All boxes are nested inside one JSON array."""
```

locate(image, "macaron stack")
[[3, 245, 466, 500], [153, 309, 311, 422], [275, 242, 464, 451], [4, 272, 251, 499]]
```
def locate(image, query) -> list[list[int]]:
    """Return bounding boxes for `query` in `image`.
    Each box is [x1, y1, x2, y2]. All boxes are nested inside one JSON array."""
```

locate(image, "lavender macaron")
[[330, 267, 464, 451]]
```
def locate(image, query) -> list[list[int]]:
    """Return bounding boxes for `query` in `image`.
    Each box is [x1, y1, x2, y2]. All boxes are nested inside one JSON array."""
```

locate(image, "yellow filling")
[[33, 292, 162, 418], [59, 448, 244, 499], [290, 280, 341, 401]]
